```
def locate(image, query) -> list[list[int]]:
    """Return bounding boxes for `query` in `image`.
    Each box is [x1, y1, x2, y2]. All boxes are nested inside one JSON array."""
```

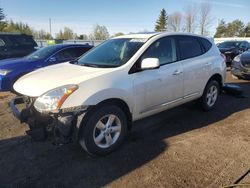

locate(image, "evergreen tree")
[[214, 20, 227, 37], [244, 23, 250, 37], [155, 9, 168, 32]]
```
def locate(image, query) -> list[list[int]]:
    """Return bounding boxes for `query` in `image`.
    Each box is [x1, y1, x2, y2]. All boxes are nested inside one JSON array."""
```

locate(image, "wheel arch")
[[204, 73, 223, 93], [79, 98, 133, 137]]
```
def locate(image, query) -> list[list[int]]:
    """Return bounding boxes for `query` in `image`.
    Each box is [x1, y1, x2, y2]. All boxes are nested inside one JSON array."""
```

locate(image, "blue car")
[[0, 44, 92, 92]]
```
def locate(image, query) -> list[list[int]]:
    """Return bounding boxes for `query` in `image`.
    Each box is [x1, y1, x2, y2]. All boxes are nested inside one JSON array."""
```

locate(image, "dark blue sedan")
[[0, 44, 92, 92]]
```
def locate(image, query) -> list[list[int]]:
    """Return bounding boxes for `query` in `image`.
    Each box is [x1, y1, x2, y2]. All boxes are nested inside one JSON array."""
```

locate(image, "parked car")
[[0, 44, 93, 91], [0, 33, 38, 60], [218, 40, 250, 64], [231, 49, 250, 80], [10, 33, 226, 156]]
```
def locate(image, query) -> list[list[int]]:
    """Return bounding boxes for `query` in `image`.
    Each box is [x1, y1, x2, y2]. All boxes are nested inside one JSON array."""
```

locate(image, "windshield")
[[218, 41, 241, 48], [77, 38, 146, 67], [26, 45, 59, 60]]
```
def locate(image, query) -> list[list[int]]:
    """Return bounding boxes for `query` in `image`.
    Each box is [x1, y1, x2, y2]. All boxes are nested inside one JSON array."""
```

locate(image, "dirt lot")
[[0, 73, 249, 188]]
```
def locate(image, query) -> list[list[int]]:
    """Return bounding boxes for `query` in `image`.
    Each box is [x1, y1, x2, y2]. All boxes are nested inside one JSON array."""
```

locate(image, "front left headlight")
[[0, 69, 12, 76], [34, 84, 78, 113]]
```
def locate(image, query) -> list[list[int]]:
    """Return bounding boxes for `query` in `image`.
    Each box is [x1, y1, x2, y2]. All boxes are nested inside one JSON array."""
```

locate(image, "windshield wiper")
[[81, 63, 100, 68]]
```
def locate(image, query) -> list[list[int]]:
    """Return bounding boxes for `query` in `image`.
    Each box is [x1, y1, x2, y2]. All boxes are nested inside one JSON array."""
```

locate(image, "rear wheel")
[[200, 80, 220, 111], [79, 105, 127, 156]]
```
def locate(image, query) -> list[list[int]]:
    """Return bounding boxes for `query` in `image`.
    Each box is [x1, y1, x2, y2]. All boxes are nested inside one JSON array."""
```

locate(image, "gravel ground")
[[0, 72, 249, 188]]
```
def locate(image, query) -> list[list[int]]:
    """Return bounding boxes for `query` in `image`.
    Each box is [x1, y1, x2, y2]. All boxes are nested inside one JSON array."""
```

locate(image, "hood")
[[0, 57, 35, 70], [13, 62, 112, 97]]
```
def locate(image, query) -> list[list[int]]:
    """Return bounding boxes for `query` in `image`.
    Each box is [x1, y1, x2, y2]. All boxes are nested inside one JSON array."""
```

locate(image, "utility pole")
[[49, 18, 52, 37]]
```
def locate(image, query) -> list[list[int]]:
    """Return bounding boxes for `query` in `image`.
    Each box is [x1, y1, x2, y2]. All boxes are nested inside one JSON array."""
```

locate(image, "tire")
[[79, 105, 128, 156], [200, 80, 220, 111]]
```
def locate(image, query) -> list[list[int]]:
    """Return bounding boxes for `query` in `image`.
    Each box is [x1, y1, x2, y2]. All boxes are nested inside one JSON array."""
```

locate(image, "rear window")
[[14, 35, 37, 46], [0, 35, 37, 47], [199, 38, 212, 52], [178, 36, 203, 60]]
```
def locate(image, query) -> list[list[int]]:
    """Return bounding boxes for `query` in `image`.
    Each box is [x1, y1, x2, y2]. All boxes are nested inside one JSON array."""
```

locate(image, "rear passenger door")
[[176, 36, 211, 98]]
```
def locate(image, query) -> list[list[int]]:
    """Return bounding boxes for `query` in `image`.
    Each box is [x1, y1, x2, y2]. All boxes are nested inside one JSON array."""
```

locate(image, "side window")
[[178, 36, 203, 60], [14, 35, 36, 46], [55, 48, 78, 61], [74, 47, 91, 57], [199, 38, 212, 52], [0, 38, 5, 47], [141, 37, 177, 65]]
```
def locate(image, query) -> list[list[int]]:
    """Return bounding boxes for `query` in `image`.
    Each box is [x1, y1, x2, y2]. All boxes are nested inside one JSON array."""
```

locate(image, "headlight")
[[34, 85, 78, 113], [224, 51, 231, 54], [0, 69, 12, 76]]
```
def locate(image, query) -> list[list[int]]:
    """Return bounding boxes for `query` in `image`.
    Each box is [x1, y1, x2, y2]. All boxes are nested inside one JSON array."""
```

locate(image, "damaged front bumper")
[[9, 96, 88, 143]]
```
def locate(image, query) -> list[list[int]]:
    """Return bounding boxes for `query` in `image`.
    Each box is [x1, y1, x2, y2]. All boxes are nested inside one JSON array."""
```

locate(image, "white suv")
[[10, 32, 226, 155]]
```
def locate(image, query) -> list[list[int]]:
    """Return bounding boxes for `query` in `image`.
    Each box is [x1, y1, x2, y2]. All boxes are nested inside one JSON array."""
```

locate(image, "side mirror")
[[48, 56, 57, 63], [141, 58, 160, 70]]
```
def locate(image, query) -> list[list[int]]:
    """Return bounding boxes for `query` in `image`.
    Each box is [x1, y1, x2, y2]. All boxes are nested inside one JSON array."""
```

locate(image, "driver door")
[[132, 37, 183, 119]]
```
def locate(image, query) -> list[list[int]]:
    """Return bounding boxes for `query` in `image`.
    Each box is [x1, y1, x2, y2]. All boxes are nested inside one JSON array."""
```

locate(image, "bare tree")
[[183, 5, 196, 33], [89, 24, 109, 40], [168, 12, 182, 32], [199, 3, 213, 35]]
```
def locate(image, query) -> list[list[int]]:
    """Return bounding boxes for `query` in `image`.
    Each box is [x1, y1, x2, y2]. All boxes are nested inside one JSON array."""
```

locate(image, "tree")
[[112, 32, 124, 37], [244, 22, 250, 37], [89, 24, 109, 40], [214, 19, 246, 37], [227, 19, 245, 37], [32, 29, 52, 39], [0, 7, 6, 31], [155, 8, 168, 32], [56, 27, 75, 40], [183, 5, 196, 33], [3, 20, 33, 35], [214, 19, 227, 37], [168, 12, 182, 32], [199, 3, 213, 35]]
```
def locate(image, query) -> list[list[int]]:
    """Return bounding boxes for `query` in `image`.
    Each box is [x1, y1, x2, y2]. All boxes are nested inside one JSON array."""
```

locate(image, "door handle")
[[173, 70, 183, 75]]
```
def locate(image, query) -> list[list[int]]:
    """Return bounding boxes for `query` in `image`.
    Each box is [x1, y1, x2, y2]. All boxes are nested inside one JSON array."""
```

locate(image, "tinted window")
[[142, 37, 177, 65], [55, 48, 76, 61], [26, 45, 59, 60], [178, 36, 202, 60], [55, 47, 90, 61], [200, 38, 212, 52], [74, 47, 91, 57], [13, 35, 37, 46], [218, 41, 240, 48]]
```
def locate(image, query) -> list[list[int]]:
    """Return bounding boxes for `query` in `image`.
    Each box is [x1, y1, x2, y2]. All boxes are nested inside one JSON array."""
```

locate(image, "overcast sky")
[[1, 0, 250, 37]]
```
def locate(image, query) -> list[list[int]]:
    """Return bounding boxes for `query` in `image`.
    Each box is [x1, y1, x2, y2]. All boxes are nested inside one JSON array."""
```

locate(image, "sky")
[[0, 0, 250, 37]]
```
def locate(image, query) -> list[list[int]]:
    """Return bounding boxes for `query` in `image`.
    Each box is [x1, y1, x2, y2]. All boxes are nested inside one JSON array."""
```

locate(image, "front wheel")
[[200, 80, 220, 111], [79, 105, 127, 156]]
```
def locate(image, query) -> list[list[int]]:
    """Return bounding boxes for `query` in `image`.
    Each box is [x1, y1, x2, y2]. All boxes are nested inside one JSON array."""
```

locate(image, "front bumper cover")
[[9, 96, 87, 143]]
